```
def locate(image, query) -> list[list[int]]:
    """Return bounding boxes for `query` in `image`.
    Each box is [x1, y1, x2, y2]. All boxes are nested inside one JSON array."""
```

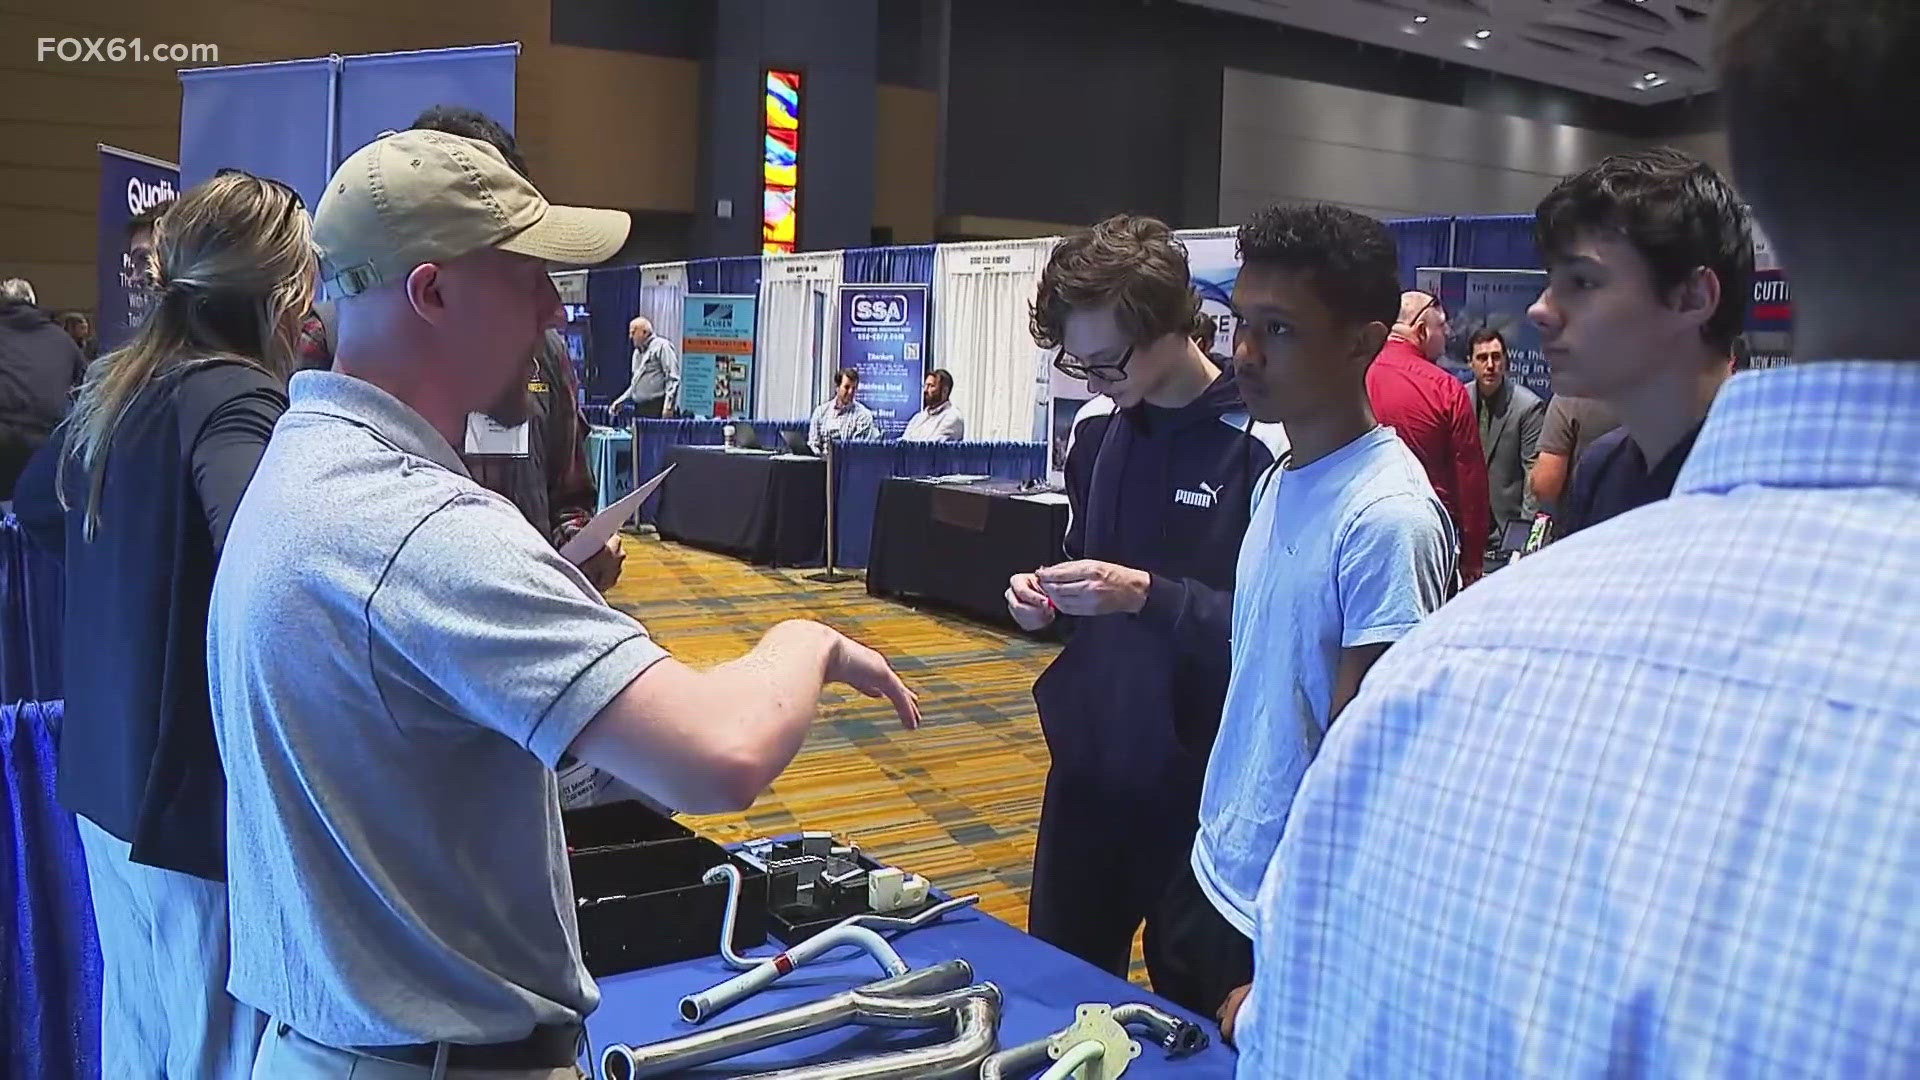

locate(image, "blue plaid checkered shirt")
[[1238, 362, 1920, 1078]]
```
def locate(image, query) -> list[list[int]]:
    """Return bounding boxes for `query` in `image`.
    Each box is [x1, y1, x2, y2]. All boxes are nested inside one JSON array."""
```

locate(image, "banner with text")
[[681, 294, 757, 419], [1418, 267, 1551, 400], [1182, 231, 1240, 359], [96, 144, 179, 350], [838, 284, 928, 435], [1744, 268, 1793, 370]]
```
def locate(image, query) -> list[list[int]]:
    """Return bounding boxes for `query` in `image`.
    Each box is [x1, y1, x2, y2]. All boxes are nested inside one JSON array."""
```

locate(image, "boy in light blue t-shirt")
[[1195, 204, 1455, 1041]]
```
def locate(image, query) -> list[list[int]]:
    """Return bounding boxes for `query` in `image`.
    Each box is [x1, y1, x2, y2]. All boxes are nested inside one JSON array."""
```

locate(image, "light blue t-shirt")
[[209, 372, 669, 1045], [1193, 425, 1453, 935]]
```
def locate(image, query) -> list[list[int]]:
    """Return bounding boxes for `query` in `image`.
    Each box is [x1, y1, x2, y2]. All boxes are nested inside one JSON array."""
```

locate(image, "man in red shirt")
[[1365, 291, 1489, 586]]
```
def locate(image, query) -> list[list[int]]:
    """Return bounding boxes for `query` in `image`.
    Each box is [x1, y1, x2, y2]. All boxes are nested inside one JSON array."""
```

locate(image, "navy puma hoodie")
[[1033, 369, 1286, 836]]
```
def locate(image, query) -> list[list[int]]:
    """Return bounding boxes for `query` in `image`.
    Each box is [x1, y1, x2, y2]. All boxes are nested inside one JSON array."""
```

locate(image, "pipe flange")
[[1046, 1004, 1140, 1079]]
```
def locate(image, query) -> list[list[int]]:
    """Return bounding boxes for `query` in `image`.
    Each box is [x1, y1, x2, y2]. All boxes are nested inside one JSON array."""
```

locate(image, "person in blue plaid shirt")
[[1233, 1, 1920, 1075]]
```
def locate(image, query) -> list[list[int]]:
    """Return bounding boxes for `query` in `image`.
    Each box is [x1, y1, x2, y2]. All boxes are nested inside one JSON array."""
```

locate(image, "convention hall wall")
[[1, 0, 938, 309], [940, 0, 1723, 233], [3, 0, 1717, 310]]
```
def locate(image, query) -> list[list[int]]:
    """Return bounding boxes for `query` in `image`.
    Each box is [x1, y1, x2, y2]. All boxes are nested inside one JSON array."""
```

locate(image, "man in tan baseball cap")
[[312, 128, 629, 444], [208, 128, 918, 1076]]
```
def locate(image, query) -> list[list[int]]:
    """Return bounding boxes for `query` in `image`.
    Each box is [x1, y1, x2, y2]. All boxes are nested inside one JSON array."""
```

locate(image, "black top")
[[1557, 420, 1703, 539], [1033, 372, 1283, 852], [0, 299, 88, 498], [12, 358, 286, 881]]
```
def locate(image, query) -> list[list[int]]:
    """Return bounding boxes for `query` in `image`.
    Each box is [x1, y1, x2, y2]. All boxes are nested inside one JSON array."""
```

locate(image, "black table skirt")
[[866, 478, 1068, 628], [654, 446, 827, 567]]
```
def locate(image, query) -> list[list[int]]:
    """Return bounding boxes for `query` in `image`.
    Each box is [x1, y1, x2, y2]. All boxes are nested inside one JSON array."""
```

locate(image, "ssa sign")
[[851, 293, 910, 329], [838, 284, 928, 435]]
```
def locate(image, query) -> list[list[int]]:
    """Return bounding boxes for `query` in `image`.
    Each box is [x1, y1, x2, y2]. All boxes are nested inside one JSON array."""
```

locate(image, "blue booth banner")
[[179, 45, 519, 242], [335, 44, 519, 163], [179, 56, 337, 210], [838, 284, 928, 435], [95, 145, 178, 351], [1418, 268, 1552, 401], [681, 294, 757, 418]]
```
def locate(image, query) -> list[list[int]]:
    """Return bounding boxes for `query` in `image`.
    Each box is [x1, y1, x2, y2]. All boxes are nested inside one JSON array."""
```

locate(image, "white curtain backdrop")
[[635, 262, 687, 352], [932, 238, 1059, 441], [756, 251, 844, 420]]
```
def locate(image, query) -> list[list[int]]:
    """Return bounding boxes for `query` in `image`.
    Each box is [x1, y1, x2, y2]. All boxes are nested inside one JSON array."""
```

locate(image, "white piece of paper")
[[464, 413, 529, 456], [560, 465, 675, 565]]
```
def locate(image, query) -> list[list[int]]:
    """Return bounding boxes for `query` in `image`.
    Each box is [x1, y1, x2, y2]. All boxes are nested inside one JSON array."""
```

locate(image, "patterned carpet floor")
[[603, 533, 1061, 936]]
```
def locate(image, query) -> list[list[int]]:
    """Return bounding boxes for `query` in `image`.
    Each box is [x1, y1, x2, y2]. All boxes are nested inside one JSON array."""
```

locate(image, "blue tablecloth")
[[586, 908, 1236, 1077], [1, 701, 101, 1080], [631, 420, 813, 526], [2, 516, 64, 704], [587, 428, 636, 513]]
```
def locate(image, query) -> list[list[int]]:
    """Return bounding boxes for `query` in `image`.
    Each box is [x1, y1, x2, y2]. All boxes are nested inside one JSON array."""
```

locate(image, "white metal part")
[[1037, 1040, 1106, 1080], [867, 867, 932, 913], [1043, 1005, 1139, 1080], [867, 867, 906, 911], [899, 873, 929, 907]]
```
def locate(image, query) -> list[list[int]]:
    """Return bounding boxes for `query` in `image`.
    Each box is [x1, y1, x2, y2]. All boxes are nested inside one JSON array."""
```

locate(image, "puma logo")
[[1174, 482, 1221, 509]]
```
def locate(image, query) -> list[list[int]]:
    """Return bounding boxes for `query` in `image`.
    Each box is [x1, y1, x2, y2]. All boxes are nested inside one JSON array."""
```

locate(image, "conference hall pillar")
[[695, 0, 879, 257]]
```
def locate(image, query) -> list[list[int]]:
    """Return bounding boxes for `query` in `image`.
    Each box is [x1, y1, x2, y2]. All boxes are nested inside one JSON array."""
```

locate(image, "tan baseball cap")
[[314, 128, 630, 297]]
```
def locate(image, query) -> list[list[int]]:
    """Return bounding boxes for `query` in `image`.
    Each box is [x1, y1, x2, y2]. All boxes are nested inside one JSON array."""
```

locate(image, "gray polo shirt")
[[209, 371, 668, 1046]]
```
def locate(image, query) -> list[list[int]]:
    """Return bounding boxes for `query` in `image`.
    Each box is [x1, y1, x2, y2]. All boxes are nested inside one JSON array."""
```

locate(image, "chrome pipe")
[[977, 1001, 1208, 1079], [736, 994, 1002, 1080], [703, 863, 759, 970], [1109, 1002, 1207, 1056], [843, 893, 982, 933], [602, 961, 975, 1079], [977, 1037, 1052, 1080], [681, 921, 909, 1022]]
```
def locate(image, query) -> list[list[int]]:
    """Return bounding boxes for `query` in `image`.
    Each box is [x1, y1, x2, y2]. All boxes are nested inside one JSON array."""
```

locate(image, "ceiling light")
[[1413, 14, 1428, 23], [1644, 71, 1659, 80], [1474, 28, 1493, 39]]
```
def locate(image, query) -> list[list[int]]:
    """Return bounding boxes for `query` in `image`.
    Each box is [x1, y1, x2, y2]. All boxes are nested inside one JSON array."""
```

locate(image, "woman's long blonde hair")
[[61, 171, 316, 539]]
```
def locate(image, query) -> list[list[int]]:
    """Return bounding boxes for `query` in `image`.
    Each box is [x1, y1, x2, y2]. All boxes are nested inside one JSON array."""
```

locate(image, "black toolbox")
[[563, 801, 770, 976], [737, 837, 945, 947]]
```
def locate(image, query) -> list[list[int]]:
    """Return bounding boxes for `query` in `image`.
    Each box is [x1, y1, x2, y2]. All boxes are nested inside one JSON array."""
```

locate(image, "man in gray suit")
[[1468, 328, 1544, 575]]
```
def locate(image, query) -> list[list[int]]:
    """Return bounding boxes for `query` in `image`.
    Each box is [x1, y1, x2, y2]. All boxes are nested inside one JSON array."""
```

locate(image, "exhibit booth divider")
[[1389, 216, 1459, 291]]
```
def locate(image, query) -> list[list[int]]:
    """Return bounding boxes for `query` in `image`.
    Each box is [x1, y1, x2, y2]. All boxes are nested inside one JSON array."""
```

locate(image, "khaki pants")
[[252, 1021, 585, 1079]]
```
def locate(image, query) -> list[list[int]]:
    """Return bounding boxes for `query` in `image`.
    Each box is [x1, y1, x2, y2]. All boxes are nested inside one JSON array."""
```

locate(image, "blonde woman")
[[13, 169, 313, 1078]]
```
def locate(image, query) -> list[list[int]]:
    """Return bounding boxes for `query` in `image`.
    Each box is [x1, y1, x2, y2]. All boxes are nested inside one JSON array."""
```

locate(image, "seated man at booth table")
[[808, 366, 879, 452], [900, 368, 965, 442]]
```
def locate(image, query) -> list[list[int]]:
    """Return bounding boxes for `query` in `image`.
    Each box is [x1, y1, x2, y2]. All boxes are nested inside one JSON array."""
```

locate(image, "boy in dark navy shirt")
[[1529, 149, 1754, 538], [1010, 215, 1285, 1016]]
